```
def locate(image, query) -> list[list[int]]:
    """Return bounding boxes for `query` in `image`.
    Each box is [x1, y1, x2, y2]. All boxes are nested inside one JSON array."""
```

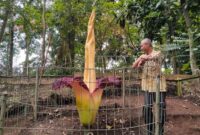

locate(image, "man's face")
[[140, 41, 150, 52]]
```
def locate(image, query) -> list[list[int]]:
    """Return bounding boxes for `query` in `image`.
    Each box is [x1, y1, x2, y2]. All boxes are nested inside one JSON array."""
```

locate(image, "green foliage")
[[181, 63, 190, 72], [163, 68, 173, 75]]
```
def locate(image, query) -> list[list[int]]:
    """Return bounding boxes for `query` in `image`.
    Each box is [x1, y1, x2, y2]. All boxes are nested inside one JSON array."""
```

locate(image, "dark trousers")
[[143, 91, 166, 135]]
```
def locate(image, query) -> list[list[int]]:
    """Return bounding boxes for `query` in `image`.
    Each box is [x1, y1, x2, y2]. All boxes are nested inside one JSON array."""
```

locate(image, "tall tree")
[[52, 0, 81, 67], [41, 0, 46, 67], [8, 20, 14, 76], [181, 0, 200, 75], [0, 1, 12, 44], [6, 0, 15, 76], [24, 24, 31, 76]]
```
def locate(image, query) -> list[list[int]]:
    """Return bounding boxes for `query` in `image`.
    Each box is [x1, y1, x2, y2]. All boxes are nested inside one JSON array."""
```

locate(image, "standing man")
[[132, 38, 166, 135]]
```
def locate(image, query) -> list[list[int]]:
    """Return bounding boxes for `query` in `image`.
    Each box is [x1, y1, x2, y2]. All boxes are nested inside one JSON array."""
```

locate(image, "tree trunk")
[[167, 20, 178, 74], [181, 0, 200, 75], [171, 51, 178, 74], [0, 2, 11, 44], [56, 32, 75, 67], [6, 39, 9, 75], [41, 0, 46, 67], [67, 30, 75, 67], [44, 33, 52, 67], [24, 35, 31, 76], [8, 20, 14, 76]]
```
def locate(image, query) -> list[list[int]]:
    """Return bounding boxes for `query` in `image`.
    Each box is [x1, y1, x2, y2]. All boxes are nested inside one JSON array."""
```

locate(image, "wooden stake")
[[34, 67, 39, 121], [0, 93, 8, 135], [155, 75, 160, 135], [122, 69, 125, 108]]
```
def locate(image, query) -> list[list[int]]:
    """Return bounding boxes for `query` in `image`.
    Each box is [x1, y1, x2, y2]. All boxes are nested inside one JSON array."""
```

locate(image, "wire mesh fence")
[[0, 65, 165, 135], [1, 64, 200, 135], [4, 49, 195, 135]]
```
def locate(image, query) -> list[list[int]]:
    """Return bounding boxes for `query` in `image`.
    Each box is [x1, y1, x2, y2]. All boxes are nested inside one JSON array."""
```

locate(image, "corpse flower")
[[52, 10, 121, 126]]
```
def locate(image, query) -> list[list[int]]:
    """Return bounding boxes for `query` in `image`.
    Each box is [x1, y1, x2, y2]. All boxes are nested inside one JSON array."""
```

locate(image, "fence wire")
[[0, 65, 169, 135]]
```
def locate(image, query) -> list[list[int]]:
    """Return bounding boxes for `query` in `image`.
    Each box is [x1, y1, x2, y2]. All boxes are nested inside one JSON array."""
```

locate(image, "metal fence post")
[[155, 75, 160, 135], [34, 67, 39, 121], [122, 68, 125, 108], [0, 93, 8, 135]]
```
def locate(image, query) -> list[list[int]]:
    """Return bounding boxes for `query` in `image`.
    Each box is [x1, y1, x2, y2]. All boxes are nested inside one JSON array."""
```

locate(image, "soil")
[[165, 97, 200, 135], [3, 94, 200, 135], [1, 79, 200, 135]]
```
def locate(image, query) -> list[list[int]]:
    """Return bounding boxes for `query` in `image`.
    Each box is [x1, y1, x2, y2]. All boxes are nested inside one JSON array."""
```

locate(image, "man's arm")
[[147, 51, 161, 60], [139, 51, 162, 61], [132, 57, 141, 68], [132, 55, 146, 68], [132, 51, 163, 68]]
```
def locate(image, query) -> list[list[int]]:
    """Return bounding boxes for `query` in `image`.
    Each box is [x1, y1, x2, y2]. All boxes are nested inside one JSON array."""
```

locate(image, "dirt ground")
[[3, 93, 200, 135], [165, 97, 200, 135]]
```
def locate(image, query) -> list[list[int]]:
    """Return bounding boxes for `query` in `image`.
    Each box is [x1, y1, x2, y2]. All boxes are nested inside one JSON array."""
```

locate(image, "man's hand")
[[132, 54, 149, 68], [137, 55, 148, 67], [139, 54, 149, 61]]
